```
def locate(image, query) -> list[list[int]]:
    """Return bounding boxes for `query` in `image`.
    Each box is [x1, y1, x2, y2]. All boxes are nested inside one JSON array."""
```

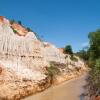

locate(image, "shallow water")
[[23, 74, 87, 100]]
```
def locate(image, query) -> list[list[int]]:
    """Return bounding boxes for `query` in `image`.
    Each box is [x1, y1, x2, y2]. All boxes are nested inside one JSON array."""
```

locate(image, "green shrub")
[[27, 27, 32, 32], [76, 49, 89, 61], [12, 29, 17, 33], [10, 26, 17, 34], [18, 21, 22, 25], [64, 45, 73, 55], [46, 63, 60, 77], [94, 59, 100, 80], [70, 55, 78, 61]]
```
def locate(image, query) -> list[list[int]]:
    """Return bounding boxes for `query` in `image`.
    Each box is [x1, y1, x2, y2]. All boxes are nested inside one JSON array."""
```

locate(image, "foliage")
[[70, 55, 78, 61], [94, 59, 100, 79], [10, 26, 17, 34], [64, 45, 73, 55], [10, 19, 43, 42], [10, 19, 22, 25], [27, 27, 32, 32], [86, 29, 100, 96], [13, 29, 17, 33], [76, 29, 100, 96], [89, 58, 100, 94], [18, 21, 22, 25], [76, 49, 89, 61], [88, 30, 100, 60], [46, 63, 60, 77], [10, 19, 16, 24]]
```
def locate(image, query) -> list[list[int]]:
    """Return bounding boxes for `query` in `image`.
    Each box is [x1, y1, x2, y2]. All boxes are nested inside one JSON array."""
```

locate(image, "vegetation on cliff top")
[[64, 45, 73, 55]]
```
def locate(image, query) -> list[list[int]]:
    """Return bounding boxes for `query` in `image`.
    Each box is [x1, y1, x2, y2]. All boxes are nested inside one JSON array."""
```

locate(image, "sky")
[[0, 0, 100, 52]]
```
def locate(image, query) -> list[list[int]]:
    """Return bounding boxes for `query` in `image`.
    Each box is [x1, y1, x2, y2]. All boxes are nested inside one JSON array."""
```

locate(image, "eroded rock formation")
[[0, 16, 87, 100]]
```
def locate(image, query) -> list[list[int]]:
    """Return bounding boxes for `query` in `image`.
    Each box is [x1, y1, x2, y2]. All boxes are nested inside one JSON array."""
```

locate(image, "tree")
[[87, 29, 100, 97], [64, 45, 73, 55], [76, 49, 89, 61], [88, 30, 100, 60], [18, 21, 22, 25], [27, 27, 32, 32]]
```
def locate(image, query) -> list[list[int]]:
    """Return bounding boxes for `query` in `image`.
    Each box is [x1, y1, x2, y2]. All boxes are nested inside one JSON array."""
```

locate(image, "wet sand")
[[23, 74, 87, 100]]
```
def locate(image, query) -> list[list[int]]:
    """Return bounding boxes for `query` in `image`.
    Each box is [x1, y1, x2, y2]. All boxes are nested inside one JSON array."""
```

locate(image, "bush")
[[70, 55, 78, 61], [10, 26, 17, 34], [93, 59, 100, 81], [64, 45, 73, 55], [46, 63, 60, 77], [27, 27, 32, 32], [76, 49, 89, 61], [18, 21, 22, 25], [88, 59, 100, 96], [12, 29, 17, 33]]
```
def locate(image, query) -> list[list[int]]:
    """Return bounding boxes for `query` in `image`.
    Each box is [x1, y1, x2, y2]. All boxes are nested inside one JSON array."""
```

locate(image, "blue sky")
[[0, 0, 100, 52]]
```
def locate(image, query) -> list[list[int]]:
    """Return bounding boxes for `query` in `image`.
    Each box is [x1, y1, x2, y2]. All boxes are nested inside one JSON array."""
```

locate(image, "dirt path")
[[23, 73, 87, 100]]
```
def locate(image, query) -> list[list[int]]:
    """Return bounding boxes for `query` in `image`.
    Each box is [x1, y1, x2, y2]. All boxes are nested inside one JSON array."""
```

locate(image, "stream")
[[23, 73, 87, 100]]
